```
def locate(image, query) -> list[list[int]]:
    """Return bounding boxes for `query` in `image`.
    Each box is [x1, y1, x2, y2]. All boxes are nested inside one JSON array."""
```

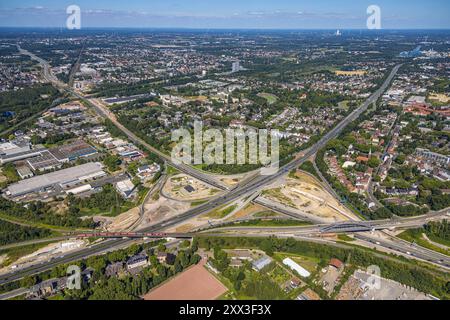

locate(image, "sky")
[[0, 0, 449, 29]]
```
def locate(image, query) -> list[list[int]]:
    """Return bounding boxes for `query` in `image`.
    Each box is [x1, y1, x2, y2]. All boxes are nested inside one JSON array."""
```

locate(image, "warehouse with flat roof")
[[6, 162, 106, 198], [0, 140, 46, 165], [49, 140, 97, 162]]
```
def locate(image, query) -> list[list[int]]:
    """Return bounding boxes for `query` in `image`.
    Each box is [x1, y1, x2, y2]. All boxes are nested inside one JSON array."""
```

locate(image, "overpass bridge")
[[320, 222, 376, 234], [73, 232, 194, 240]]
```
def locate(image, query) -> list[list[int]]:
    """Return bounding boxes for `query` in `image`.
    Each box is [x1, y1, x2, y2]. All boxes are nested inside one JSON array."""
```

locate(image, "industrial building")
[[0, 139, 46, 165], [5, 162, 106, 198], [16, 165, 34, 179], [49, 140, 97, 162], [115, 178, 135, 199], [27, 150, 62, 172], [25, 140, 97, 172]]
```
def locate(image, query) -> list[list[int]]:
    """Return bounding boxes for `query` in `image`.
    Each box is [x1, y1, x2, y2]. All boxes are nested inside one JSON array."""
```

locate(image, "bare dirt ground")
[[173, 224, 196, 233], [220, 177, 240, 186], [166, 214, 211, 233], [104, 207, 140, 232], [216, 171, 259, 188], [262, 172, 357, 222], [162, 174, 220, 201], [143, 260, 227, 300], [166, 202, 265, 233]]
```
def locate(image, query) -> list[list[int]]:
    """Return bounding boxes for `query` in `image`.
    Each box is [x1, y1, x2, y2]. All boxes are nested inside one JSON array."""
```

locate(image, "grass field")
[[337, 234, 355, 242], [398, 230, 449, 256], [205, 205, 237, 219], [222, 219, 311, 228], [257, 93, 278, 105], [191, 200, 208, 207]]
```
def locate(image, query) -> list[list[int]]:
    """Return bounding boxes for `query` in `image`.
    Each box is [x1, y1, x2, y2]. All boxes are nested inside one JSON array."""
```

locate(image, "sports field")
[[143, 260, 228, 300]]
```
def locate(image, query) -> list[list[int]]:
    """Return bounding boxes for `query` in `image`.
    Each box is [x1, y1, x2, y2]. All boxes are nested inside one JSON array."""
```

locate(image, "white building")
[[115, 179, 135, 198], [232, 61, 241, 73], [283, 258, 311, 278], [6, 162, 106, 198]]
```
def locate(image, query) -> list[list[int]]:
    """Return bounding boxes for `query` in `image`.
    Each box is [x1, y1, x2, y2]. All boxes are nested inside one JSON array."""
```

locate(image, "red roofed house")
[[356, 156, 369, 163], [329, 258, 344, 270]]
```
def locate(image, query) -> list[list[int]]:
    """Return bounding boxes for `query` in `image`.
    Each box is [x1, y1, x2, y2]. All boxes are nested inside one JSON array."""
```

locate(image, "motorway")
[[210, 229, 450, 270], [205, 208, 449, 235], [2, 208, 446, 251], [353, 233, 450, 269], [0, 239, 182, 300], [204, 228, 450, 270]]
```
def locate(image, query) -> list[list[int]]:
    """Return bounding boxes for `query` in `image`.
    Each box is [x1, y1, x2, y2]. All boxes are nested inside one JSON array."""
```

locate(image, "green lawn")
[[191, 200, 208, 207], [206, 205, 237, 219], [223, 219, 311, 228], [166, 165, 180, 175], [257, 93, 278, 105], [78, 200, 135, 217], [267, 264, 291, 286], [337, 234, 355, 242], [253, 211, 279, 218], [427, 233, 450, 247], [398, 230, 449, 256]]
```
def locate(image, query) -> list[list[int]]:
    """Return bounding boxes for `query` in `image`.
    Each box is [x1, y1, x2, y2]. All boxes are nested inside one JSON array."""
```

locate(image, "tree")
[[103, 155, 121, 172], [191, 238, 199, 252], [174, 261, 183, 273], [177, 251, 190, 268], [212, 248, 229, 272], [260, 238, 275, 256], [20, 276, 38, 288], [108, 250, 128, 263], [87, 256, 107, 273], [165, 253, 176, 265], [126, 244, 141, 257], [150, 255, 158, 266], [190, 254, 201, 265], [368, 156, 381, 168], [181, 240, 191, 248]]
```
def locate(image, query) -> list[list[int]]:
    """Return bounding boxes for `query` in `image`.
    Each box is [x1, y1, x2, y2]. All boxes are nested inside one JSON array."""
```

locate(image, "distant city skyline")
[[0, 0, 449, 29]]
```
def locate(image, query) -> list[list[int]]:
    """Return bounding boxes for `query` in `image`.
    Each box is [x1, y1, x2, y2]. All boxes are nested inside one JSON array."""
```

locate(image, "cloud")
[[0, 6, 447, 29]]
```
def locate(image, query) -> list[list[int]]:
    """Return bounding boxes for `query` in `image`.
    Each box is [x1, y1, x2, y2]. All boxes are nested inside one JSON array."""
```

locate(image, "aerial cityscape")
[[0, 0, 449, 306]]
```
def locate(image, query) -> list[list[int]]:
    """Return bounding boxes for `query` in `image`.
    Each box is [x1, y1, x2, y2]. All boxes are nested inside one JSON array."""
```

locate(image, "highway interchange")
[[1, 51, 448, 287]]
